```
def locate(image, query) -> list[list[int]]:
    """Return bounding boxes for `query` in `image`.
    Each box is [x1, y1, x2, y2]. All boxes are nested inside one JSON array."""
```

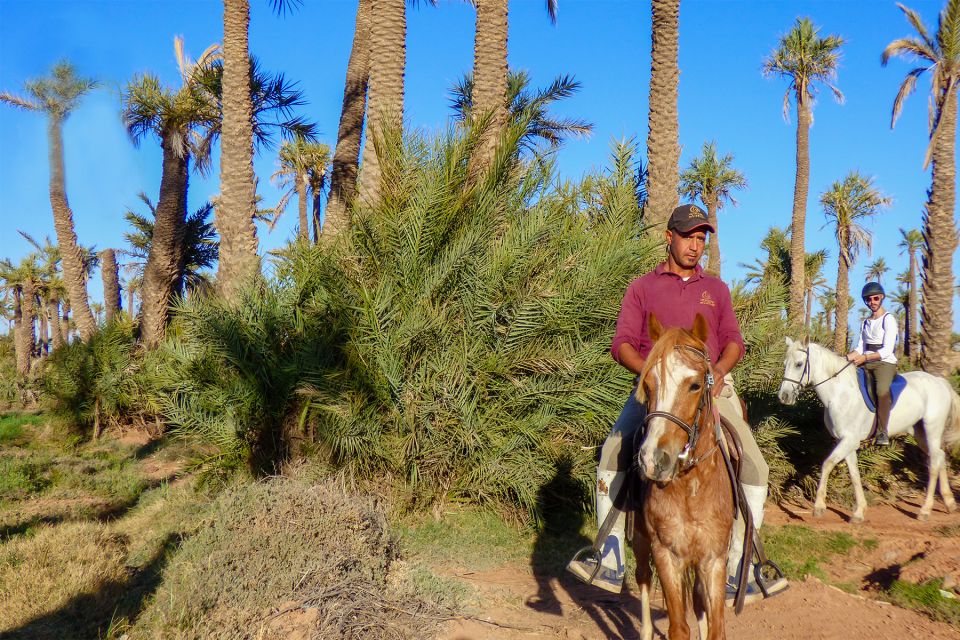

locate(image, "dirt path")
[[438, 501, 960, 640]]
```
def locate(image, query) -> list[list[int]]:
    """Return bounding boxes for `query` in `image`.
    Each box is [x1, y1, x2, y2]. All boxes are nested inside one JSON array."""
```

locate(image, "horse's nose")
[[777, 386, 793, 405], [652, 448, 674, 480]]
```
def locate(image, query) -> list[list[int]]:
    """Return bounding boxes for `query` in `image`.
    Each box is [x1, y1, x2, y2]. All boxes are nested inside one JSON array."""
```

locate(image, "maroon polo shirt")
[[611, 262, 744, 365]]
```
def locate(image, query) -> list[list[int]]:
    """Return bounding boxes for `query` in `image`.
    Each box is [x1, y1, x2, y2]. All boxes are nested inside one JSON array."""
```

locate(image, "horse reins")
[[782, 345, 853, 389], [643, 344, 715, 471]]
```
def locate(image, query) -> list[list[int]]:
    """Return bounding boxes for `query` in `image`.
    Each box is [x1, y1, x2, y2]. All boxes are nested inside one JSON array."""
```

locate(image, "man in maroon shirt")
[[567, 204, 786, 605]]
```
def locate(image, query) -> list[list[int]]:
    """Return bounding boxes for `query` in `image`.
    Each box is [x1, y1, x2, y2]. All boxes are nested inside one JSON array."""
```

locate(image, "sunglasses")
[[865, 295, 883, 302]]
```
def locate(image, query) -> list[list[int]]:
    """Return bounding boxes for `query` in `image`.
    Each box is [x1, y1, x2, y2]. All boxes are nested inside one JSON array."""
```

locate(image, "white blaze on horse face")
[[777, 343, 806, 405], [640, 351, 697, 481]]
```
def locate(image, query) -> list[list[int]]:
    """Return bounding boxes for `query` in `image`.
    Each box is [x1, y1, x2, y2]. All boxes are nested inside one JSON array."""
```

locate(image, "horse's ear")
[[785, 337, 794, 348], [692, 313, 709, 344], [802, 335, 810, 347], [649, 313, 663, 342]]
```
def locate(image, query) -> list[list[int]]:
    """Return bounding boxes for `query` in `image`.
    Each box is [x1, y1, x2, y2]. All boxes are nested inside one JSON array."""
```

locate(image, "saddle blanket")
[[856, 368, 907, 413]]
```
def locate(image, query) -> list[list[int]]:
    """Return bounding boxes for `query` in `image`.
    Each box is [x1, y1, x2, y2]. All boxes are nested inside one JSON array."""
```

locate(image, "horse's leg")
[[842, 450, 867, 523], [939, 465, 957, 513], [813, 438, 858, 518], [695, 555, 726, 640], [633, 531, 655, 640], [653, 546, 690, 640], [919, 447, 946, 521]]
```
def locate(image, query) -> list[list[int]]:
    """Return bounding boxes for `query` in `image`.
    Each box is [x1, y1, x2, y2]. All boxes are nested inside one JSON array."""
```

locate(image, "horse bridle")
[[781, 345, 853, 389], [643, 344, 714, 468]]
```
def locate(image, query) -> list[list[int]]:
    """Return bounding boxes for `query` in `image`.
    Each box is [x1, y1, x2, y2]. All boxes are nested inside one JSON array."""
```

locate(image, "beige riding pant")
[[599, 375, 769, 488]]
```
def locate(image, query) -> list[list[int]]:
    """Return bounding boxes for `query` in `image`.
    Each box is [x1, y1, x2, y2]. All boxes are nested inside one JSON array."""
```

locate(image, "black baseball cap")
[[667, 204, 715, 234]]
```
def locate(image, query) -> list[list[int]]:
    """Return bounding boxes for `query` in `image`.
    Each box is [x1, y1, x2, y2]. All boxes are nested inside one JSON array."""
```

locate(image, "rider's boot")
[[874, 394, 891, 446], [566, 469, 625, 594], [725, 484, 788, 607]]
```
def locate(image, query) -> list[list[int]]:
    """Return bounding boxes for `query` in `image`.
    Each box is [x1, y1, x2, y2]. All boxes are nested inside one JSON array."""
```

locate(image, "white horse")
[[778, 337, 960, 522]]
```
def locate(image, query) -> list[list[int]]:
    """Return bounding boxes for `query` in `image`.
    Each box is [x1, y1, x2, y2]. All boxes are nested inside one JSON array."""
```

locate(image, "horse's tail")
[[944, 383, 960, 455]]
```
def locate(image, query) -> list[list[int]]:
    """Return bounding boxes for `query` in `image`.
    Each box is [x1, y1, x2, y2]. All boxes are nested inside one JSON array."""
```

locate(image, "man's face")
[[666, 227, 708, 269], [865, 294, 884, 313]]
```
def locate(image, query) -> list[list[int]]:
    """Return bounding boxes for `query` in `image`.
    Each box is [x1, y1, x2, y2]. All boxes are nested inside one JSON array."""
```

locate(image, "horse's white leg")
[[919, 448, 946, 521], [814, 439, 857, 518], [640, 579, 654, 640], [843, 450, 867, 523], [939, 465, 957, 513]]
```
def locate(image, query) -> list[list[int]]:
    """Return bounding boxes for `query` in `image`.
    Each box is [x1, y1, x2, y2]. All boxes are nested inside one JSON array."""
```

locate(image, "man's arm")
[[711, 340, 741, 397], [617, 343, 646, 377]]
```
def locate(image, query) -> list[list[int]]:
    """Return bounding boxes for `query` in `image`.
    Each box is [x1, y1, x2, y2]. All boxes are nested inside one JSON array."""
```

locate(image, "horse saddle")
[[855, 368, 907, 412]]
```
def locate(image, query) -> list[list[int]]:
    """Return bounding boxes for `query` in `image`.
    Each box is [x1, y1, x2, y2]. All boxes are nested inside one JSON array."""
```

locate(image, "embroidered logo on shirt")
[[699, 290, 716, 307]]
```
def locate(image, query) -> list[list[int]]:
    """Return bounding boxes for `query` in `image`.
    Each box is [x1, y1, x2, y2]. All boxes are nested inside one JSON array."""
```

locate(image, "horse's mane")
[[636, 326, 707, 403]]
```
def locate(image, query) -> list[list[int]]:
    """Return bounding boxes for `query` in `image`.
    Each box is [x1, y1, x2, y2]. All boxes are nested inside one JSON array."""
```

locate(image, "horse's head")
[[777, 336, 810, 405], [636, 313, 712, 484]]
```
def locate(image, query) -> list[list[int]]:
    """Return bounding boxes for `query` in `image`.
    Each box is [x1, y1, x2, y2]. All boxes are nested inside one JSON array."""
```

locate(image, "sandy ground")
[[437, 500, 960, 640]]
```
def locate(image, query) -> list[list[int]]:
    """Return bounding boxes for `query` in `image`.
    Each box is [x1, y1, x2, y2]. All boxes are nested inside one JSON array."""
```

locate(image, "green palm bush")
[[162, 125, 659, 517]]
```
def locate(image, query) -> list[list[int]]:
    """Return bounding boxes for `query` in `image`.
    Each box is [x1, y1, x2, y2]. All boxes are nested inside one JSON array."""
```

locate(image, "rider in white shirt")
[[846, 282, 898, 446]]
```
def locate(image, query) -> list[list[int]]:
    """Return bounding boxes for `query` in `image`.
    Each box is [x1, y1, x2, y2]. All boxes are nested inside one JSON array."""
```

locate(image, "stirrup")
[[753, 559, 789, 598], [566, 546, 603, 584]]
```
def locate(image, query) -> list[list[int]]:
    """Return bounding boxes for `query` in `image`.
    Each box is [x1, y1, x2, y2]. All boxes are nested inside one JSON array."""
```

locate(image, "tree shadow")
[[0, 532, 182, 640], [526, 458, 648, 639]]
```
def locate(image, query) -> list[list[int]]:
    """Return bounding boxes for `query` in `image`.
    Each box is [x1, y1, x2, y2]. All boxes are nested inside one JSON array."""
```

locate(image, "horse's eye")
[[690, 382, 702, 392], [795, 363, 802, 368]]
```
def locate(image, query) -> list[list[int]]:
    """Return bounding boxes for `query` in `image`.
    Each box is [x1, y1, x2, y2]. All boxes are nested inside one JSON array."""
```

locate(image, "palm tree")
[[18, 232, 65, 351], [818, 286, 836, 335], [741, 226, 790, 285], [325, 0, 372, 239], [359, 0, 407, 209], [898, 227, 923, 362], [883, 0, 960, 376], [678, 141, 747, 276], [122, 39, 220, 348], [821, 172, 890, 352], [0, 256, 41, 376], [645, 0, 681, 229], [450, 70, 593, 158], [469, 0, 557, 170], [763, 18, 845, 324], [893, 271, 913, 358], [270, 137, 331, 240], [100, 248, 121, 323], [865, 256, 890, 284], [804, 249, 829, 332], [0, 62, 98, 340]]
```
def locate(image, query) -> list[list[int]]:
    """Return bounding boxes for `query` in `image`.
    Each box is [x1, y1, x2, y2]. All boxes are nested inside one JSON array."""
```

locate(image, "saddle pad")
[[856, 368, 907, 413]]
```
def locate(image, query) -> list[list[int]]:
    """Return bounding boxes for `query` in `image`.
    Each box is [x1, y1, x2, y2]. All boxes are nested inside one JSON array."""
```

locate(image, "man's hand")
[[710, 365, 727, 398], [847, 351, 866, 366]]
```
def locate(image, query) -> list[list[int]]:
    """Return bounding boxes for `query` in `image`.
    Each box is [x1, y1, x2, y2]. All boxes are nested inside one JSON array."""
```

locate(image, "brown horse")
[[631, 313, 734, 640]]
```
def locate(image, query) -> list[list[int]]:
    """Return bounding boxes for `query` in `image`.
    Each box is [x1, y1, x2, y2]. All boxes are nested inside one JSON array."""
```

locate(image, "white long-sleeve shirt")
[[854, 313, 898, 364]]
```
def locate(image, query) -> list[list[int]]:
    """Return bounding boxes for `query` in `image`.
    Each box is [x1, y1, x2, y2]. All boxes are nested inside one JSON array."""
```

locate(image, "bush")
[[131, 475, 441, 639], [41, 319, 147, 437]]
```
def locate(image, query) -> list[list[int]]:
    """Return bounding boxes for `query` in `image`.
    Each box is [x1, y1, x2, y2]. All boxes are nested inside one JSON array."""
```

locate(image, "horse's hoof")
[[813, 506, 825, 518], [850, 514, 864, 524], [918, 511, 930, 522]]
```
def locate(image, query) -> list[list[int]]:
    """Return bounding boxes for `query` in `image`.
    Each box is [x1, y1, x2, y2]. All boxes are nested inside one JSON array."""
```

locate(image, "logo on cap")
[[689, 205, 704, 218]]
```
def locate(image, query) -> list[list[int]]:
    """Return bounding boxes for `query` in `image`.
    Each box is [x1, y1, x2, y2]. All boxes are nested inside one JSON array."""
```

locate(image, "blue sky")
[[1, 0, 957, 330]]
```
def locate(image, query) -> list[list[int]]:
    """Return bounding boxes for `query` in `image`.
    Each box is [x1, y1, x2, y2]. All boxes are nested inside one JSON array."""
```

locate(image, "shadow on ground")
[[0, 532, 182, 640]]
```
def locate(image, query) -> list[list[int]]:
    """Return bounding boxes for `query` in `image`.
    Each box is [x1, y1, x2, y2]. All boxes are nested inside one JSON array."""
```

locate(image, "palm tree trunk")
[[12, 289, 28, 376], [788, 96, 811, 324], [312, 188, 322, 244], [297, 176, 309, 241], [127, 284, 136, 320], [100, 248, 121, 323], [47, 115, 96, 340], [805, 287, 813, 332], [705, 194, 720, 276], [833, 253, 850, 353], [645, 0, 681, 229], [217, 0, 261, 300], [470, 0, 509, 173], [48, 292, 62, 351], [325, 0, 371, 238], [920, 89, 957, 376], [38, 302, 48, 356], [140, 134, 188, 349], [360, 0, 406, 209], [907, 249, 918, 363], [61, 299, 70, 344], [18, 282, 36, 375]]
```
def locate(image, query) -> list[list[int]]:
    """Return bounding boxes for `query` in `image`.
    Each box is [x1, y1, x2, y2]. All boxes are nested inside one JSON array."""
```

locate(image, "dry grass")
[[130, 474, 443, 639], [0, 521, 129, 638]]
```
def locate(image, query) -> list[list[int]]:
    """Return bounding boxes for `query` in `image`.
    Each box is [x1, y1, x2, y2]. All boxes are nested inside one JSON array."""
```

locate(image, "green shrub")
[[41, 319, 145, 437]]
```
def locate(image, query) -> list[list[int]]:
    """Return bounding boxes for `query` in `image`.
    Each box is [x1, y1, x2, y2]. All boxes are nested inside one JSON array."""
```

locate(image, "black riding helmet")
[[861, 282, 885, 301]]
